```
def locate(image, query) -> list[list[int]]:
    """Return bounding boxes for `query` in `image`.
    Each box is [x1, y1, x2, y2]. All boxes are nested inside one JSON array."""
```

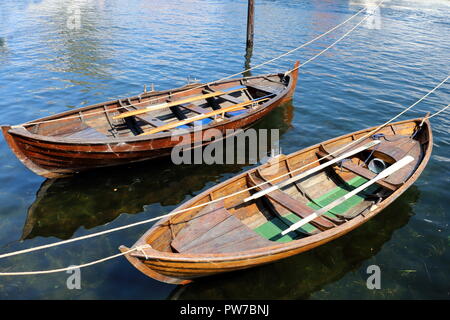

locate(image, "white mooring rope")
[[425, 104, 449, 120], [0, 245, 150, 276], [0, 74, 447, 276]]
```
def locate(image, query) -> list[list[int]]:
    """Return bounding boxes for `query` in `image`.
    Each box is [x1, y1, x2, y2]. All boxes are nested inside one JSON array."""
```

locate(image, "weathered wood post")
[[246, 0, 255, 48], [244, 0, 254, 77]]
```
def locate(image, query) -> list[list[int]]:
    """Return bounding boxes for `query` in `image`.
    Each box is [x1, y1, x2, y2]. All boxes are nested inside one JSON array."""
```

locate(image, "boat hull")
[[2, 66, 299, 179], [122, 117, 432, 284], [120, 216, 371, 284]]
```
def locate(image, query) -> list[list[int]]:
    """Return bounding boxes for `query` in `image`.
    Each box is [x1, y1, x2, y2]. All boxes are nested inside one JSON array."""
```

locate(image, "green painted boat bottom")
[[306, 176, 378, 216], [253, 176, 378, 242], [253, 213, 317, 243]]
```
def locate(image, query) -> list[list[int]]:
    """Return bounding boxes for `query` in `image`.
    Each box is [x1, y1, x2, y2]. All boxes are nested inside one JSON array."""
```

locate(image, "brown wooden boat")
[[1, 62, 299, 179], [120, 117, 432, 285]]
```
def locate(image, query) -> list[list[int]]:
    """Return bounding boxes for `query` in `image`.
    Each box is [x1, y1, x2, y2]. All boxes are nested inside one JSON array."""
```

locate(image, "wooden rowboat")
[[120, 117, 432, 284], [1, 62, 299, 178]]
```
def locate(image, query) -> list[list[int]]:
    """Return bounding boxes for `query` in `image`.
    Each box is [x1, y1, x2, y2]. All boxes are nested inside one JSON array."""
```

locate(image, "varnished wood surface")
[[122, 117, 432, 284], [1, 62, 300, 178]]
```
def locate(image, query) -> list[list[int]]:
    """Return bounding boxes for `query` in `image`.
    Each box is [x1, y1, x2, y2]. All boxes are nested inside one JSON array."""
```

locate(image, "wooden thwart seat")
[[246, 84, 277, 95], [218, 94, 243, 105], [180, 103, 211, 115], [136, 114, 167, 128], [316, 137, 421, 190], [203, 86, 248, 116], [339, 159, 397, 191], [113, 86, 247, 120], [368, 136, 422, 185], [171, 201, 272, 254], [247, 172, 336, 230], [140, 97, 270, 136], [372, 136, 419, 161], [118, 100, 168, 129], [317, 150, 398, 191]]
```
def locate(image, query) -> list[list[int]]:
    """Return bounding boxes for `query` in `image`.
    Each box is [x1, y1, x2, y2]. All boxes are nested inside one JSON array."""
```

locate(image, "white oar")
[[280, 155, 414, 236], [244, 140, 381, 203]]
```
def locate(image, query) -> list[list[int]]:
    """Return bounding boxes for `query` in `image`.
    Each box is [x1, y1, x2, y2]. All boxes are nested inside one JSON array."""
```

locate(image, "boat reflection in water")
[[22, 161, 242, 240], [168, 186, 419, 299], [22, 102, 294, 241]]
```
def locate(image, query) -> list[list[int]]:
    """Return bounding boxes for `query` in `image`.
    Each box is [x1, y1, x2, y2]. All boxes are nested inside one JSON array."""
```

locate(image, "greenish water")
[[0, 0, 449, 299]]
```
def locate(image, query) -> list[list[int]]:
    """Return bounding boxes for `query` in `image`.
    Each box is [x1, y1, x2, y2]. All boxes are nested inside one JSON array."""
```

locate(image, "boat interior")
[[137, 121, 427, 256], [23, 75, 288, 140]]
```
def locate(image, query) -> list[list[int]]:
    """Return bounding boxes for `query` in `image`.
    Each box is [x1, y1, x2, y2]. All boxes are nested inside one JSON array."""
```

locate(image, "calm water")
[[0, 0, 449, 299]]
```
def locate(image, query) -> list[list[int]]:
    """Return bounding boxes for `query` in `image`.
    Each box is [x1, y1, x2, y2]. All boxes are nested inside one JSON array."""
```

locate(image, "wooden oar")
[[280, 155, 414, 236], [139, 97, 270, 136], [244, 140, 381, 202], [113, 86, 246, 120]]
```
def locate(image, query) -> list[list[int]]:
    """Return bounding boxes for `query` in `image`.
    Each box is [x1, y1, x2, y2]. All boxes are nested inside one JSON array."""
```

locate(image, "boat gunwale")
[[129, 117, 433, 263]]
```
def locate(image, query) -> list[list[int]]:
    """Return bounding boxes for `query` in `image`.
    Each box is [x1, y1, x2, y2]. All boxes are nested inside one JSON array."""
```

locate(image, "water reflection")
[[29, 0, 114, 90], [364, 0, 382, 30], [0, 37, 7, 61], [22, 102, 294, 240], [243, 45, 253, 78], [0, 1, 10, 56], [349, 0, 388, 30], [168, 187, 420, 299], [22, 160, 244, 240]]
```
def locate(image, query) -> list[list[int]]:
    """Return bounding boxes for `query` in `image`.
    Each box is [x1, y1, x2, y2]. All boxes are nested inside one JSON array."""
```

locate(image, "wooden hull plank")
[[172, 203, 271, 254], [171, 202, 230, 252]]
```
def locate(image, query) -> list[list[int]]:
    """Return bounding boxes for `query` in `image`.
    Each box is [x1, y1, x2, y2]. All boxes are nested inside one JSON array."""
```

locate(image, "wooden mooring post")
[[246, 0, 255, 49], [244, 0, 254, 77]]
